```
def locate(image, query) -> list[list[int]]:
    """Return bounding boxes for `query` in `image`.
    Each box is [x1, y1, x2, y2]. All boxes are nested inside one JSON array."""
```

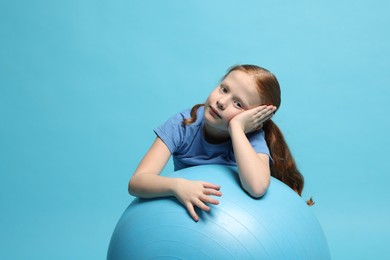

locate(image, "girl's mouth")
[[209, 106, 222, 119]]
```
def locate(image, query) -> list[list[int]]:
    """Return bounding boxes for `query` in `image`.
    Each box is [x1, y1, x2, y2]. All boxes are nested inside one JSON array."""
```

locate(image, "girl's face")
[[203, 70, 262, 141]]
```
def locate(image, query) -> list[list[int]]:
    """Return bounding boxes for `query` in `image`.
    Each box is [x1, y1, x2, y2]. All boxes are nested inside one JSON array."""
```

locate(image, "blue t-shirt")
[[154, 106, 270, 171]]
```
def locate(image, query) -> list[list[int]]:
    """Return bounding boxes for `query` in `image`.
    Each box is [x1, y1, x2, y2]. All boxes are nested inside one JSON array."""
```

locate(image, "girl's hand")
[[229, 105, 276, 134], [174, 179, 222, 222]]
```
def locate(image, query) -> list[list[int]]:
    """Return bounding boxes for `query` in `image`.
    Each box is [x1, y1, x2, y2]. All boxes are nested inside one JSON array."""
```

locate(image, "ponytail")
[[182, 103, 204, 125], [263, 120, 314, 205]]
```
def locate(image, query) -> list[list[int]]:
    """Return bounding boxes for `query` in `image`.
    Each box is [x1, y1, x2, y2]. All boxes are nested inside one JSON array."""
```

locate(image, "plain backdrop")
[[1, 0, 389, 259]]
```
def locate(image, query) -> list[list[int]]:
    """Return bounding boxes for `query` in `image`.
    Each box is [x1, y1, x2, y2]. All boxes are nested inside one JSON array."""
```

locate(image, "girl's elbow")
[[128, 176, 137, 196], [247, 182, 270, 198], [248, 188, 266, 198], [128, 180, 134, 195]]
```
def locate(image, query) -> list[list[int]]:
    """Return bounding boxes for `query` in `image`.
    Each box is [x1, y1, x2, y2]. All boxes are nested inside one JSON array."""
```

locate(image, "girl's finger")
[[254, 106, 268, 114], [254, 116, 272, 126], [258, 109, 274, 118], [200, 194, 220, 205], [260, 108, 273, 116], [256, 105, 276, 115], [203, 188, 222, 197], [202, 182, 221, 190], [262, 114, 274, 122], [186, 203, 199, 222], [265, 112, 274, 119], [194, 199, 210, 211]]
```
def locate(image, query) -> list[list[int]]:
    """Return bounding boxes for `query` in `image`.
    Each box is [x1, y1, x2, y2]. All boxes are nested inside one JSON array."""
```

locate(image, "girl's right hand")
[[174, 179, 222, 222]]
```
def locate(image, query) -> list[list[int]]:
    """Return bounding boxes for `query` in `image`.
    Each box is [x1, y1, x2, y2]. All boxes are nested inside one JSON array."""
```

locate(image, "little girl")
[[129, 64, 310, 222]]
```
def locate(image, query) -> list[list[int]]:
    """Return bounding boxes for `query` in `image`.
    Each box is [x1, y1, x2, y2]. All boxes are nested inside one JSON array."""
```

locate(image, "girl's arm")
[[129, 137, 175, 197], [229, 105, 276, 198], [129, 137, 222, 221]]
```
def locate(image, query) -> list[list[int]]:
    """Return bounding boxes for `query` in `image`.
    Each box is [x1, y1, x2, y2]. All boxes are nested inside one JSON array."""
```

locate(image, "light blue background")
[[1, 1, 389, 259]]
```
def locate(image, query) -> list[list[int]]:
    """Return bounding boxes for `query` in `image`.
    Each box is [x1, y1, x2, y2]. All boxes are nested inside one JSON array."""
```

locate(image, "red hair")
[[183, 65, 313, 205]]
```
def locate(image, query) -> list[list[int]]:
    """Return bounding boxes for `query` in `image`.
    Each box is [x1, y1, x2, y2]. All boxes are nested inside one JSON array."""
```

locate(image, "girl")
[[129, 64, 311, 222]]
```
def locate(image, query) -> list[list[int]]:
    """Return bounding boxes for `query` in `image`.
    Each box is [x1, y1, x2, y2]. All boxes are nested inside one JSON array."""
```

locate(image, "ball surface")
[[107, 165, 330, 259]]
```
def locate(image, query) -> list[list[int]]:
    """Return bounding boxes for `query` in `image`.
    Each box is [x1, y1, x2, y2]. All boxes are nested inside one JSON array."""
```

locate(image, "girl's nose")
[[217, 100, 226, 110]]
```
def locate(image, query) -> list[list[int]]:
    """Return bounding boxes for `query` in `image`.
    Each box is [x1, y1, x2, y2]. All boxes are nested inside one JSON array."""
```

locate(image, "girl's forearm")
[[129, 174, 180, 198], [128, 137, 177, 199], [229, 123, 270, 198]]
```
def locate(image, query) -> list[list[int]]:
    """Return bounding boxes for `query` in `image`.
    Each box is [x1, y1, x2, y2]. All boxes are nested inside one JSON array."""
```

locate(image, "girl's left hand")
[[229, 105, 276, 134]]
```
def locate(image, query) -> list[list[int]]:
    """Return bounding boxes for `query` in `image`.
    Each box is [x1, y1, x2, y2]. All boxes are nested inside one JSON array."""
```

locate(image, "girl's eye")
[[220, 86, 228, 93], [234, 101, 243, 109]]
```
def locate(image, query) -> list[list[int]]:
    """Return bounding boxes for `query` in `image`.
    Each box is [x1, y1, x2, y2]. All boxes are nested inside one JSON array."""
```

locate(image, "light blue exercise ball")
[[107, 165, 330, 259]]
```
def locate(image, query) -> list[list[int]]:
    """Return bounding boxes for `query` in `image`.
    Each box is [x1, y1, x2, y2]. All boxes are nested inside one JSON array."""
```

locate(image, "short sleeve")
[[247, 130, 270, 156], [153, 111, 189, 154]]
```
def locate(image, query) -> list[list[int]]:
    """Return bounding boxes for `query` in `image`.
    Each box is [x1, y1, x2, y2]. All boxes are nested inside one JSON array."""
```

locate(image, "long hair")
[[183, 65, 313, 205]]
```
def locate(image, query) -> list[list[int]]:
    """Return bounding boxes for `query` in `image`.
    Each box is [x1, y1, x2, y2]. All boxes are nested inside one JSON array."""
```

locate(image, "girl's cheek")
[[228, 110, 244, 122], [225, 112, 237, 122]]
